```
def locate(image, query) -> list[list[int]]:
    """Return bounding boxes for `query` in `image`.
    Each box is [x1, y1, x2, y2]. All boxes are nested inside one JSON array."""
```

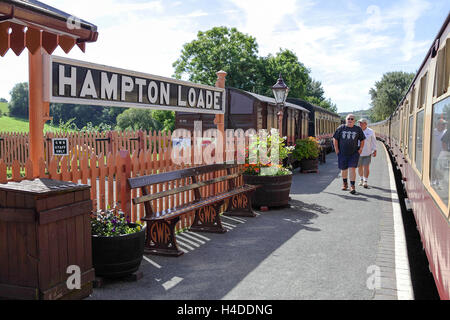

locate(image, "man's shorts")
[[358, 155, 372, 166], [338, 152, 360, 170]]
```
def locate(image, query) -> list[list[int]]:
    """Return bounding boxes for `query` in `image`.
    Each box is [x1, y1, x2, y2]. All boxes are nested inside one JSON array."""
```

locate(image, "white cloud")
[[0, 0, 441, 113]]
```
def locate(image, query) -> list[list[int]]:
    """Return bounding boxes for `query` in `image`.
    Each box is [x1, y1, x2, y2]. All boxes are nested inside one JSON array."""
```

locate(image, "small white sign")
[[172, 137, 191, 149], [52, 138, 69, 156]]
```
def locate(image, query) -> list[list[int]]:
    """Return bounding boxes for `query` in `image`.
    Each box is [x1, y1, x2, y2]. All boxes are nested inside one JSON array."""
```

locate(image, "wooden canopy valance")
[[0, 0, 98, 56]]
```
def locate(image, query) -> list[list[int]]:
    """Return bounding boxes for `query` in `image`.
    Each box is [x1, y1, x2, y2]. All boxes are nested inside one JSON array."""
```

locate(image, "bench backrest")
[[128, 163, 241, 216]]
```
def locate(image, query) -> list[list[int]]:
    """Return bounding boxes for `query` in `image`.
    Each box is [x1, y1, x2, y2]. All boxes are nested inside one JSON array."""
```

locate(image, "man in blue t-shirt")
[[333, 114, 365, 194]]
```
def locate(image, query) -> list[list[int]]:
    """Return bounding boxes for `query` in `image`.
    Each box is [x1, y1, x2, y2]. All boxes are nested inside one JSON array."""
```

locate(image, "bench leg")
[[144, 218, 184, 257], [223, 191, 256, 217], [189, 201, 227, 233]]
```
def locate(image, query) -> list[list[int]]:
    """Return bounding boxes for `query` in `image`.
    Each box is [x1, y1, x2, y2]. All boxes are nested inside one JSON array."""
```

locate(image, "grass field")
[[0, 115, 62, 133], [0, 102, 8, 114]]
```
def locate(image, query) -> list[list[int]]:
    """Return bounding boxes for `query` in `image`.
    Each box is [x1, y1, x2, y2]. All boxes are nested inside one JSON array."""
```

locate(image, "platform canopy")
[[0, 0, 98, 56]]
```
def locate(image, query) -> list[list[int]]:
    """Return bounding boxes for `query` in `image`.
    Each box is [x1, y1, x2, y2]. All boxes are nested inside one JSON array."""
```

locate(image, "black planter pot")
[[300, 158, 319, 173], [243, 174, 292, 208], [92, 224, 146, 278]]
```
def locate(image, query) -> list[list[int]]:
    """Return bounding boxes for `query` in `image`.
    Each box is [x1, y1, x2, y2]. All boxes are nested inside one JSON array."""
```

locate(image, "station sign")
[[45, 56, 225, 114], [52, 138, 69, 156]]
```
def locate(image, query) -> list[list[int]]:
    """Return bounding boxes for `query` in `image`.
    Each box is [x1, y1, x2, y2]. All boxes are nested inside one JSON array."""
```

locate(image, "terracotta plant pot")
[[243, 174, 292, 208]]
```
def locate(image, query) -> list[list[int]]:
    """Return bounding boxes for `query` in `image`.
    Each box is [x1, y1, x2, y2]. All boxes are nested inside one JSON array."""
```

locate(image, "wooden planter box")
[[0, 179, 94, 300]]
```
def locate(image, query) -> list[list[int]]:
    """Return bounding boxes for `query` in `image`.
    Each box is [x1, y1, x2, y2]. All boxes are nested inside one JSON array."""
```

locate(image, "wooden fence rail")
[[0, 130, 172, 167], [0, 132, 243, 232]]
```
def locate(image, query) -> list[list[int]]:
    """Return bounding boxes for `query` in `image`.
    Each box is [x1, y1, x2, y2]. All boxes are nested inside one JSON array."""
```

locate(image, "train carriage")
[[175, 87, 310, 144], [371, 12, 450, 300], [287, 98, 341, 152]]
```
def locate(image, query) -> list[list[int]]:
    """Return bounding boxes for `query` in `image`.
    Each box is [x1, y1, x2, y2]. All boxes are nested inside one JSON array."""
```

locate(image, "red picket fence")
[[0, 131, 243, 232], [0, 130, 171, 166]]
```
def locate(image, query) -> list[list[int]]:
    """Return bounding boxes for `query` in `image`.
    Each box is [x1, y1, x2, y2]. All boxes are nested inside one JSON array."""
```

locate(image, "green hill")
[[339, 109, 372, 121], [0, 102, 8, 115], [0, 116, 62, 133]]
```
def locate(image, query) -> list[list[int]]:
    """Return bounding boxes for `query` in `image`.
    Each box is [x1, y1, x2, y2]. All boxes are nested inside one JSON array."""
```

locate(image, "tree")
[[8, 82, 29, 118], [256, 49, 311, 99], [173, 26, 261, 90], [116, 109, 172, 132], [50, 103, 126, 129], [173, 28, 339, 112], [369, 71, 415, 122], [0, 98, 7, 103]]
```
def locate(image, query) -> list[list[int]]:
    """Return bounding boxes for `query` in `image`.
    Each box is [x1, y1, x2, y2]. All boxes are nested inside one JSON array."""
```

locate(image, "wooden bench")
[[128, 164, 258, 257]]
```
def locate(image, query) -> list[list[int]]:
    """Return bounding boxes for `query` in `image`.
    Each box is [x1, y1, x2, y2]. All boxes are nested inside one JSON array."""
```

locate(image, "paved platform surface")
[[88, 141, 412, 300]]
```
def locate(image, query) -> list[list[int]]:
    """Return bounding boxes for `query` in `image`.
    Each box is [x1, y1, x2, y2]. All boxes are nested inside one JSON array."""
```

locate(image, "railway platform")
[[88, 141, 414, 300]]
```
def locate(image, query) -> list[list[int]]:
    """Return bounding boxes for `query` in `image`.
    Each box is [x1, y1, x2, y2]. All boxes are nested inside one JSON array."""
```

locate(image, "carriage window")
[[430, 96, 450, 206], [434, 47, 446, 98], [415, 110, 424, 173], [408, 115, 414, 160], [410, 87, 416, 113], [418, 73, 427, 109]]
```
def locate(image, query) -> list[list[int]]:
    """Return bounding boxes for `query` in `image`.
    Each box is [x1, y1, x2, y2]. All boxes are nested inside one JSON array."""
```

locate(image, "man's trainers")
[[363, 182, 368, 189], [342, 183, 348, 191], [350, 186, 356, 194], [358, 180, 364, 186]]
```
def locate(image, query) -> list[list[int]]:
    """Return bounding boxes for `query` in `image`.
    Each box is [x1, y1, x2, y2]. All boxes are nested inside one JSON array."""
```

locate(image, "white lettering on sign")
[[52, 138, 69, 156], [59, 65, 77, 97], [80, 70, 97, 98], [101, 72, 118, 100], [50, 56, 225, 114]]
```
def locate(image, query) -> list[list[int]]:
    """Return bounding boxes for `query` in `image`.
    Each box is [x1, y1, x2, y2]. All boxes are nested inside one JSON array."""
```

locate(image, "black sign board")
[[52, 138, 69, 156], [46, 56, 225, 114]]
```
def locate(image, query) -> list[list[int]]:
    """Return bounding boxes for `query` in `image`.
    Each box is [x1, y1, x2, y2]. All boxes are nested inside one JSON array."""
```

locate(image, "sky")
[[0, 0, 449, 113]]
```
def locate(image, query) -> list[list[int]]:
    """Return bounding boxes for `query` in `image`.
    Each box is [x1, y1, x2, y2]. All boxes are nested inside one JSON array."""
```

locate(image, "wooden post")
[[28, 49, 51, 177], [277, 105, 283, 136], [214, 70, 227, 164]]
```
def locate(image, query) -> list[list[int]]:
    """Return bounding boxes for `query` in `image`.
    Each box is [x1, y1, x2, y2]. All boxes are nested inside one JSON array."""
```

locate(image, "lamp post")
[[272, 73, 289, 136]]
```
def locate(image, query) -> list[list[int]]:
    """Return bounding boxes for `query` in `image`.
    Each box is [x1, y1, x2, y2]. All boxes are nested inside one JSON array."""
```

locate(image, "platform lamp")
[[272, 73, 289, 136]]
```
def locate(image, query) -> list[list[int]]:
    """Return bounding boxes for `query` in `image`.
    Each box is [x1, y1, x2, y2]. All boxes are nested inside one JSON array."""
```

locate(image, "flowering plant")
[[293, 137, 320, 161], [91, 206, 144, 237], [243, 130, 294, 176]]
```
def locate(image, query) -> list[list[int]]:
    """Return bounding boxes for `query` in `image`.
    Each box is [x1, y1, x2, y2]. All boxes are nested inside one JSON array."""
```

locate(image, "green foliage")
[[150, 110, 175, 131], [244, 131, 294, 176], [52, 118, 78, 133], [369, 71, 415, 122], [0, 98, 7, 103], [91, 207, 143, 237], [256, 49, 311, 99], [50, 103, 126, 129], [81, 122, 112, 133], [8, 82, 29, 118], [173, 26, 338, 111], [173, 26, 261, 90], [293, 137, 320, 161], [116, 108, 174, 132]]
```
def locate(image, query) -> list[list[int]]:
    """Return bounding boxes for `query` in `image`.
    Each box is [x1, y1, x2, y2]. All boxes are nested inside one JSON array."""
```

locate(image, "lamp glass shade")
[[271, 74, 289, 104]]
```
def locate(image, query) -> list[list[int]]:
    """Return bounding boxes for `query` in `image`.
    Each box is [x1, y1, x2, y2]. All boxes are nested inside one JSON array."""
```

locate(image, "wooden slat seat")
[[128, 164, 258, 257]]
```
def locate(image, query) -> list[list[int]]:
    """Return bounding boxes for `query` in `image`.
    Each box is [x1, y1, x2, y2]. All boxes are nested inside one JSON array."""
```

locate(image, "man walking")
[[333, 114, 365, 194], [357, 118, 377, 188]]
